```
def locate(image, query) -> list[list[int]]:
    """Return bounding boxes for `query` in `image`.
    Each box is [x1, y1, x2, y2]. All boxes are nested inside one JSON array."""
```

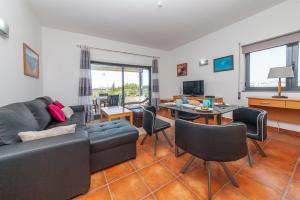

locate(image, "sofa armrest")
[[70, 105, 85, 112], [0, 134, 90, 200]]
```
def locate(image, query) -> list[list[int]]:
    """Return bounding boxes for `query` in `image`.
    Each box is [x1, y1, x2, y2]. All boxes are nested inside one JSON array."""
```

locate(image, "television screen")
[[183, 80, 204, 96], [214, 55, 234, 72]]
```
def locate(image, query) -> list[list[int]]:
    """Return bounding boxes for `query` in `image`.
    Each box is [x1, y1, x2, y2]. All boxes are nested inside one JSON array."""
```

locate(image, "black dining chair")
[[171, 110, 202, 121], [175, 119, 251, 200], [141, 106, 173, 156], [107, 95, 120, 107], [99, 93, 108, 107], [233, 107, 268, 157]]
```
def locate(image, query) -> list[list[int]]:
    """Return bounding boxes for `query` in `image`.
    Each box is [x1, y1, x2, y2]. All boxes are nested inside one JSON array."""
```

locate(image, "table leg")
[[108, 116, 112, 122], [205, 117, 209, 124], [217, 114, 222, 125], [129, 113, 133, 125], [174, 110, 179, 119]]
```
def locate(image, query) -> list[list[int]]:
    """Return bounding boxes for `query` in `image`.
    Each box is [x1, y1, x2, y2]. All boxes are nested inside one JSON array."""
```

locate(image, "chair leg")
[[251, 139, 267, 157], [220, 162, 239, 187], [180, 156, 195, 174], [175, 145, 179, 157], [247, 143, 253, 168], [154, 133, 158, 156], [206, 161, 212, 200], [162, 130, 173, 148], [140, 134, 148, 145]]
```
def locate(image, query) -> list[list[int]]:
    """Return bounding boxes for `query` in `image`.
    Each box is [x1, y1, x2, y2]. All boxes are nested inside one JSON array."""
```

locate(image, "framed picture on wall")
[[23, 43, 39, 78], [213, 55, 234, 72], [177, 63, 188, 76]]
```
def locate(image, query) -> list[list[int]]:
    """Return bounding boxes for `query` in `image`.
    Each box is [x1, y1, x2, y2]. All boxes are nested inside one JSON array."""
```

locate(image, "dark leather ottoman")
[[86, 120, 139, 172]]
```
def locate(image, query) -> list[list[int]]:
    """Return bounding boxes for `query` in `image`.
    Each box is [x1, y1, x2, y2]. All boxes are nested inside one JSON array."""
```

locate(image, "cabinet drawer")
[[286, 101, 300, 110], [248, 99, 285, 108]]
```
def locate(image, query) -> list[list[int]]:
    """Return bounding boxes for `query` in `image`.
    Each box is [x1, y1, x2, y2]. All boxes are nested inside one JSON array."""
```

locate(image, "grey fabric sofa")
[[0, 96, 139, 200]]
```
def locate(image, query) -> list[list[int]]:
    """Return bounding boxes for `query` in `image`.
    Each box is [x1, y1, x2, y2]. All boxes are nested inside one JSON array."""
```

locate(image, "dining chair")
[[175, 119, 251, 200], [107, 95, 120, 107], [141, 106, 173, 156], [171, 110, 202, 121], [233, 107, 268, 157]]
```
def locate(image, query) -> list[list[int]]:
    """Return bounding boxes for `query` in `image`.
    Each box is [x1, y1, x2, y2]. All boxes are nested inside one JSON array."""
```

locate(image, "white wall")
[[0, 0, 42, 106], [41, 27, 170, 106], [166, 0, 300, 131]]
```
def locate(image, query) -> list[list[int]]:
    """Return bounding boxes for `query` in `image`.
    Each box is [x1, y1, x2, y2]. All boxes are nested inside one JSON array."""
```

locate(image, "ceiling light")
[[158, 0, 164, 8]]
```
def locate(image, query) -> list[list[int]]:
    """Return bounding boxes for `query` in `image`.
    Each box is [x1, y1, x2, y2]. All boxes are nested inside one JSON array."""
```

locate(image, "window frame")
[[245, 42, 300, 92]]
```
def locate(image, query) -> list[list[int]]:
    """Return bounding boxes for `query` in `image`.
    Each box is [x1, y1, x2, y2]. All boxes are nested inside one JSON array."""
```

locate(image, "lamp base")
[[272, 95, 288, 99]]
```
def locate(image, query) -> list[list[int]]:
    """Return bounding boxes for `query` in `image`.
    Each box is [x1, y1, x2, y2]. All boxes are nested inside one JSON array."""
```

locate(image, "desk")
[[248, 97, 300, 124]]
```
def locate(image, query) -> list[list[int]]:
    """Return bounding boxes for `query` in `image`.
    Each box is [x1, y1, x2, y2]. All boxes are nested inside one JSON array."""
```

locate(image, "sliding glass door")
[[91, 62, 151, 114], [123, 67, 150, 104]]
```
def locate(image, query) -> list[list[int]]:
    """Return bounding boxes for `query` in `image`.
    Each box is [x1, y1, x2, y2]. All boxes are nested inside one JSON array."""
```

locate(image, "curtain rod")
[[76, 44, 160, 59]]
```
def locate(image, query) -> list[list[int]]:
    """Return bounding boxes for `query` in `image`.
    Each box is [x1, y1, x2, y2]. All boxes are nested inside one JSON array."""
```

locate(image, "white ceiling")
[[28, 0, 285, 50]]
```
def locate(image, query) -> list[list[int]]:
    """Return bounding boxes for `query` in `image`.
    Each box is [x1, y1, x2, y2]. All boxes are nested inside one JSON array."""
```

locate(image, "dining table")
[[159, 102, 241, 157]]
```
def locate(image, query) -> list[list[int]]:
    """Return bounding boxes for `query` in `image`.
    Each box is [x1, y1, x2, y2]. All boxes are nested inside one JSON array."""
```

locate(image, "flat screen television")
[[183, 80, 204, 96]]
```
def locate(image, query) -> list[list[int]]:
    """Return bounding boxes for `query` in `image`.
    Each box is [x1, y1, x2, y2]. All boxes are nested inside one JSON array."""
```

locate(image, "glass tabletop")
[[159, 103, 240, 116]]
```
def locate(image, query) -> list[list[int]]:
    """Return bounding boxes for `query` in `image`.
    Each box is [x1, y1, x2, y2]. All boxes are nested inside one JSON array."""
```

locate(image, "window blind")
[[242, 30, 300, 54]]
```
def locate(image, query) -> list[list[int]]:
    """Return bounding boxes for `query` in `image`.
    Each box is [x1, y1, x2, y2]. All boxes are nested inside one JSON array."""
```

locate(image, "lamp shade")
[[268, 66, 294, 79]]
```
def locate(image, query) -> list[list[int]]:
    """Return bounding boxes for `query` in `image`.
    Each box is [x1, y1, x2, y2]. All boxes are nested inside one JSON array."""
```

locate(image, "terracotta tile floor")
[[75, 113, 300, 200]]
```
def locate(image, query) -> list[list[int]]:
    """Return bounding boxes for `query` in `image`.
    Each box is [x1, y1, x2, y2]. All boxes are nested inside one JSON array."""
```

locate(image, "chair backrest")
[[232, 107, 267, 141], [107, 95, 120, 106], [99, 93, 108, 97], [175, 119, 248, 162], [142, 106, 156, 136]]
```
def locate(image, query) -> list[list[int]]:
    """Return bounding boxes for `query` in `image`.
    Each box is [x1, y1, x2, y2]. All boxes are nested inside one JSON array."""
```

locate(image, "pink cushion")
[[53, 100, 65, 109], [48, 104, 66, 122]]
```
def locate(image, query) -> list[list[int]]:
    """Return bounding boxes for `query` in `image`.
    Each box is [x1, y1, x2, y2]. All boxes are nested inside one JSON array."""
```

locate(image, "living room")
[[1, 0, 300, 199]]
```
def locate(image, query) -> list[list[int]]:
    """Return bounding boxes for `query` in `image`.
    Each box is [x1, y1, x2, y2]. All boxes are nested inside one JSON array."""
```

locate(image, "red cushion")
[[53, 100, 65, 109], [48, 104, 65, 122]]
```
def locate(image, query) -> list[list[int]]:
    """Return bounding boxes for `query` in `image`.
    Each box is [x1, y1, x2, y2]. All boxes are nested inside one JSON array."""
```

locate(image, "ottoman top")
[[86, 120, 139, 153]]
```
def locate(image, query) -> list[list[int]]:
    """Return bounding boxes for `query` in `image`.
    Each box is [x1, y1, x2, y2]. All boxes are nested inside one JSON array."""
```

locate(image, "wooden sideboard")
[[248, 96, 300, 124], [173, 95, 224, 103]]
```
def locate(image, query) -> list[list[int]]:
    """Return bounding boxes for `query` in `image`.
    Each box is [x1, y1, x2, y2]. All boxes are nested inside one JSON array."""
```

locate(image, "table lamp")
[[268, 66, 294, 98]]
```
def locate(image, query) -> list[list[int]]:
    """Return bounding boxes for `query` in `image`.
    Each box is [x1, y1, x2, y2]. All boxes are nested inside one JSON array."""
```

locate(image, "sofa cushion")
[[87, 120, 139, 153], [18, 124, 76, 142], [3, 103, 40, 130], [53, 100, 65, 109], [48, 104, 66, 122], [47, 111, 85, 130], [62, 106, 74, 119], [25, 99, 52, 130], [0, 107, 40, 145]]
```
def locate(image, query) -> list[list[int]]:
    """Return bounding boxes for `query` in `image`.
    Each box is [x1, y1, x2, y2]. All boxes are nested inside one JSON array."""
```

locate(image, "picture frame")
[[177, 63, 188, 76], [23, 43, 39, 78], [213, 55, 234, 73]]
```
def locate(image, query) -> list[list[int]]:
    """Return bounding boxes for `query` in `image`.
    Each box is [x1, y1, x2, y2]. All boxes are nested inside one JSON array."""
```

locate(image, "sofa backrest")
[[36, 96, 53, 105], [0, 103, 40, 146], [25, 99, 52, 130]]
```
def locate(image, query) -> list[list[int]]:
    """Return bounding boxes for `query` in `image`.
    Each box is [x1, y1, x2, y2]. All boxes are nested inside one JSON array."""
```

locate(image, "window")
[[245, 42, 300, 91]]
